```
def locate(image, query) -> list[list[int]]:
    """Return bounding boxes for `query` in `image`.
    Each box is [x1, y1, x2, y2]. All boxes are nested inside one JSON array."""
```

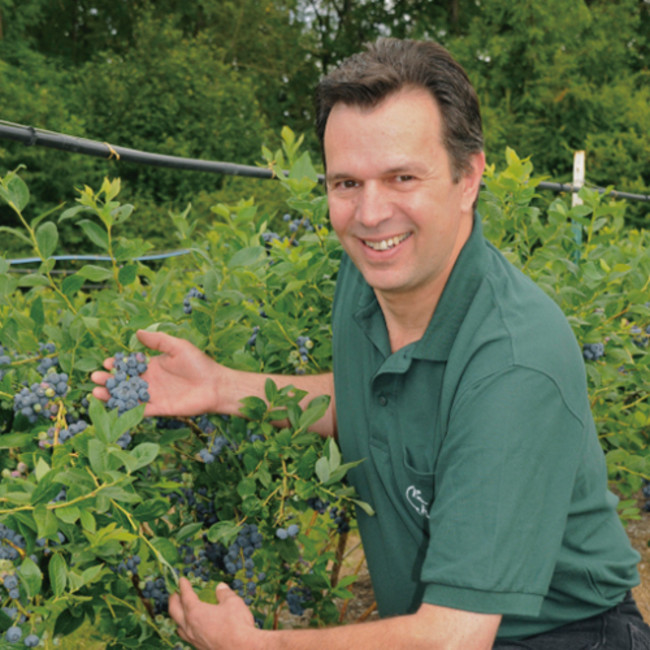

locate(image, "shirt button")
[[378, 394, 388, 406]]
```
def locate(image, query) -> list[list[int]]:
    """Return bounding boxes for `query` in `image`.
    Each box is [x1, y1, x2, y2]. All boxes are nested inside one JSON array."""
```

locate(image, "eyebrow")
[[325, 164, 427, 185]]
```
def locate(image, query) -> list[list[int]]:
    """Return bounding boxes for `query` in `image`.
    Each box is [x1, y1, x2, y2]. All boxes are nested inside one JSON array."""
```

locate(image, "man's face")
[[324, 86, 484, 310]]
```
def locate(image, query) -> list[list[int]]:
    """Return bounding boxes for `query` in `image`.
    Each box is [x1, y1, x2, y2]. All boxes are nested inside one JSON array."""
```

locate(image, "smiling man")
[[92, 38, 649, 649]]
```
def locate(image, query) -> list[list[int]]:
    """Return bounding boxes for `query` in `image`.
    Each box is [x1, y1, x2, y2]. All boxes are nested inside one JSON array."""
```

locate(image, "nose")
[[355, 182, 392, 229]]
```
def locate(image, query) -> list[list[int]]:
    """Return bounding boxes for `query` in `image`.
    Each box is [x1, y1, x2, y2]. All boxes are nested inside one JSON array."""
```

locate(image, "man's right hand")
[[90, 330, 226, 418]]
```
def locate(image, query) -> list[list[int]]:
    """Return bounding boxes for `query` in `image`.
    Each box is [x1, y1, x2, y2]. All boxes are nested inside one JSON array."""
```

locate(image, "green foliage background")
[[0, 0, 648, 256]]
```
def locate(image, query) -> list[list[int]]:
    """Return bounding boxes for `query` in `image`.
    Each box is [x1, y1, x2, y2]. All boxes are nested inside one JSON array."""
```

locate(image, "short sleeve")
[[420, 365, 586, 616]]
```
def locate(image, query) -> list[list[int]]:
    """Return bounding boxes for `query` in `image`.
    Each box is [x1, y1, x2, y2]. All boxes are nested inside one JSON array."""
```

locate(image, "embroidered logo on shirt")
[[406, 485, 430, 519]]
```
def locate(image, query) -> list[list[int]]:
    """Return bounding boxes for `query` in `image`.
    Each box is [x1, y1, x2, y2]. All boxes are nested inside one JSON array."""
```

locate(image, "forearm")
[[256, 604, 499, 650], [215, 367, 337, 438]]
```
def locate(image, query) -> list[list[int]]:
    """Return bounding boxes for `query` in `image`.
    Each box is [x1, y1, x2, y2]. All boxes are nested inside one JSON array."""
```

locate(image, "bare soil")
[[624, 491, 650, 621]]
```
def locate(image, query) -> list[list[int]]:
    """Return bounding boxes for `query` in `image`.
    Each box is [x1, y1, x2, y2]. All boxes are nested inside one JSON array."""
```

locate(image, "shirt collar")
[[412, 211, 488, 361], [351, 211, 488, 364]]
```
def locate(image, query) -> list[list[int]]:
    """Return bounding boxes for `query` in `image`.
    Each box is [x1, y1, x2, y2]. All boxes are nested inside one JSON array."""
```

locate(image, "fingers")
[[90, 370, 111, 402], [169, 578, 196, 627], [168, 591, 185, 630], [136, 329, 179, 354], [91, 386, 110, 402]]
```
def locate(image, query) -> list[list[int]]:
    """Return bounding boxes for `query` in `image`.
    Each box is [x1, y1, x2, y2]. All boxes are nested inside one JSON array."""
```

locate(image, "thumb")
[[216, 582, 236, 603]]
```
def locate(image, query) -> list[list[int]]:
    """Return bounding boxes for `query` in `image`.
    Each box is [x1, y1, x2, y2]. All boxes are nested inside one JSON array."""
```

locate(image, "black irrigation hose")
[[0, 121, 276, 180], [1, 120, 649, 202]]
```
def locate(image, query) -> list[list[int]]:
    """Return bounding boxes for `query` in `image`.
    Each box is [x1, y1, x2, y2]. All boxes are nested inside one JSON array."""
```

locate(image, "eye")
[[329, 179, 359, 191], [395, 174, 415, 183]]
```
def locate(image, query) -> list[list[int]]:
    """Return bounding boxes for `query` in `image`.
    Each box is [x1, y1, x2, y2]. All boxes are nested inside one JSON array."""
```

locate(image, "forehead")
[[323, 87, 447, 174]]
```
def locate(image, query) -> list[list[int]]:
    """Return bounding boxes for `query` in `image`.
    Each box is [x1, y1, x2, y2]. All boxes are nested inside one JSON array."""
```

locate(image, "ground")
[[626, 491, 650, 621]]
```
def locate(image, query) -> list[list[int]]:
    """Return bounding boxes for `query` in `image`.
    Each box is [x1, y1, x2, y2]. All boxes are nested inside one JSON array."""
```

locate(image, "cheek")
[[327, 201, 351, 235]]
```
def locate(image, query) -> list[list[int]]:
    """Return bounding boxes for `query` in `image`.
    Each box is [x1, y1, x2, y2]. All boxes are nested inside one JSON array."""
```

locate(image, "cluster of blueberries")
[[582, 342, 605, 362], [142, 576, 170, 615], [198, 435, 229, 464], [222, 524, 265, 606], [261, 214, 314, 251], [0, 344, 11, 381], [283, 213, 314, 234], [306, 498, 351, 535], [105, 351, 150, 448], [13, 370, 69, 424], [286, 585, 313, 617], [290, 335, 314, 375], [329, 506, 351, 535], [183, 287, 206, 314], [275, 524, 300, 540], [4, 626, 39, 646], [1, 526, 40, 645], [582, 318, 650, 362], [36, 342, 58, 375], [42, 419, 88, 447]]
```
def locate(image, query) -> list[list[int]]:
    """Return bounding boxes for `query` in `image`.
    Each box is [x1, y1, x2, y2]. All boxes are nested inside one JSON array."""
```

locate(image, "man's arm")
[[170, 579, 501, 650], [90, 330, 337, 438]]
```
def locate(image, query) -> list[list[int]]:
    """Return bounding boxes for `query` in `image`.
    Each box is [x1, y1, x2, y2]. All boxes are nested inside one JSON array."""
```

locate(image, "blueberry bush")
[[0, 128, 371, 648], [480, 148, 650, 516], [0, 133, 648, 647]]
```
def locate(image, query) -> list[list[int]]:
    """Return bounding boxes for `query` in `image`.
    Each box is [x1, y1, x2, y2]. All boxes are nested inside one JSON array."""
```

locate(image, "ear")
[[459, 151, 486, 213]]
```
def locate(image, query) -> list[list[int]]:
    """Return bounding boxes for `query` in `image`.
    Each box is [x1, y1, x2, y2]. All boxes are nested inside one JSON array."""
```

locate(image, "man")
[[92, 38, 648, 648]]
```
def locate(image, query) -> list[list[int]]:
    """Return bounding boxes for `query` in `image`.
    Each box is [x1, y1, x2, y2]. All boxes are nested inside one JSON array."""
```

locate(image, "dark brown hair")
[[315, 38, 483, 181]]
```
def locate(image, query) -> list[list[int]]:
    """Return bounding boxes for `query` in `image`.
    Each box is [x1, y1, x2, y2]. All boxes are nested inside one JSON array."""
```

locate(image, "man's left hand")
[[169, 578, 259, 649]]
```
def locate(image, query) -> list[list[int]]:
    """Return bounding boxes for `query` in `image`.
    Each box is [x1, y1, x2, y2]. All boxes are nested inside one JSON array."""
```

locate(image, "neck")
[[375, 285, 440, 353]]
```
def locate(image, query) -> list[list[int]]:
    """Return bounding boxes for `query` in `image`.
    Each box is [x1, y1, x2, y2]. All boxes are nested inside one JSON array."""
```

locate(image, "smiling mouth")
[[363, 232, 412, 251]]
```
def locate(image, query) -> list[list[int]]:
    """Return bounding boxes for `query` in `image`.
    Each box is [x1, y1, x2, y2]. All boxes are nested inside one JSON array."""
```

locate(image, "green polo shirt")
[[332, 213, 640, 640]]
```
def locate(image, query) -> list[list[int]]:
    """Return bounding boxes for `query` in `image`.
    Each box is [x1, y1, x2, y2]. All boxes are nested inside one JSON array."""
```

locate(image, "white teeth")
[[364, 233, 410, 251]]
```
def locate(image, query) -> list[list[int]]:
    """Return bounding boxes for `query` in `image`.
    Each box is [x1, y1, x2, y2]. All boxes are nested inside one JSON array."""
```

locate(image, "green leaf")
[[118, 264, 138, 285], [151, 537, 179, 564], [33, 504, 59, 538], [78, 219, 109, 250], [0, 434, 32, 449], [132, 498, 170, 522], [48, 553, 67, 597], [80, 509, 96, 533], [29, 295, 45, 332], [113, 404, 146, 441], [315, 456, 330, 483], [18, 556, 42, 598], [237, 477, 256, 498], [327, 436, 341, 471], [61, 273, 86, 296], [175, 523, 204, 542], [34, 457, 51, 482], [88, 397, 111, 442], [289, 151, 319, 182], [55, 505, 81, 524], [227, 246, 265, 268], [128, 442, 160, 471], [0, 173, 30, 211], [112, 203, 134, 223], [206, 521, 240, 546], [0, 225, 32, 245], [77, 264, 113, 282], [264, 378, 278, 402], [298, 395, 330, 432], [351, 498, 376, 517], [88, 438, 107, 474], [35, 221, 59, 258], [59, 204, 90, 222]]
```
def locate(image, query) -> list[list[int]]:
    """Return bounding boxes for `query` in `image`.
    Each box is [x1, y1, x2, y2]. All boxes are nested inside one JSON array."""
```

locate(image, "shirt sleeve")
[[420, 364, 586, 616]]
